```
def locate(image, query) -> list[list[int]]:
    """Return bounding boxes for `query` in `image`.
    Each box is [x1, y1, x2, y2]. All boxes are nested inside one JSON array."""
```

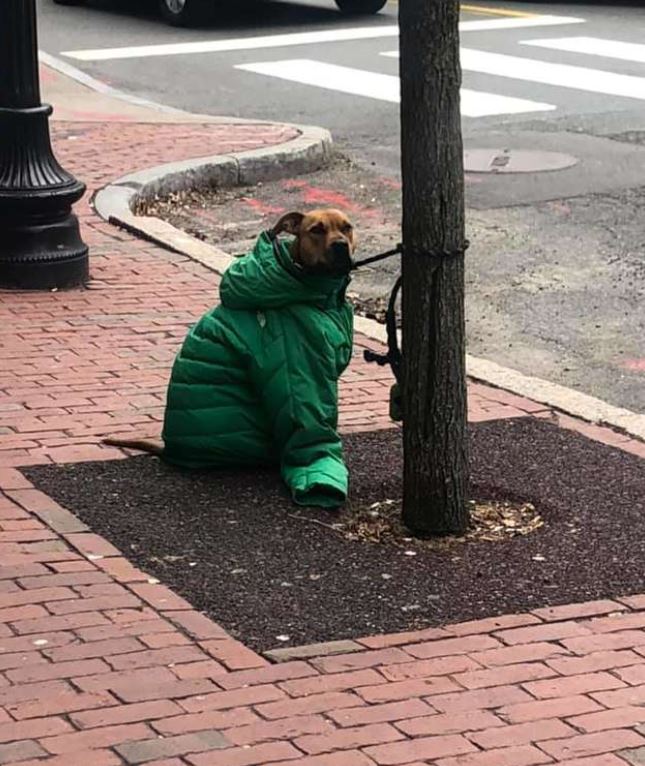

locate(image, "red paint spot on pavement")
[[377, 176, 402, 190], [621, 358, 645, 372], [280, 180, 380, 219], [282, 179, 358, 210], [241, 198, 285, 216]]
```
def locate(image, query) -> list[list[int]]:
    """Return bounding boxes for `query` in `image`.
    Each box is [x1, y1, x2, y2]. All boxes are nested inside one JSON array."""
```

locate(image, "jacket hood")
[[219, 231, 350, 312]]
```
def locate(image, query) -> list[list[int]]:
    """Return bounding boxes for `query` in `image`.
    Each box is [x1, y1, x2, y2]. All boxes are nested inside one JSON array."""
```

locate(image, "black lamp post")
[[0, 0, 88, 290]]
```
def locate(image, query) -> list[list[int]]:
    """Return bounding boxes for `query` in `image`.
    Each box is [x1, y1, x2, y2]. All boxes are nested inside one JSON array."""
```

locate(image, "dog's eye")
[[341, 223, 353, 234], [309, 224, 326, 235]]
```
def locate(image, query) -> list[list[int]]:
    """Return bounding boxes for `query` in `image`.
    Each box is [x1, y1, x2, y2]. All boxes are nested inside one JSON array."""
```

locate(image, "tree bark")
[[399, 0, 468, 535]]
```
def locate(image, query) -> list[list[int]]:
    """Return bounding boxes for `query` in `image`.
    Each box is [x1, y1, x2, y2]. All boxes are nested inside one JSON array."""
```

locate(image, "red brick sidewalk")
[[1, 481, 645, 765], [1, 116, 644, 765]]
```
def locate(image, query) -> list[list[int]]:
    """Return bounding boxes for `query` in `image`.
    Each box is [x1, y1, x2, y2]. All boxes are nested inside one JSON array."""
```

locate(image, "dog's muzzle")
[[328, 240, 353, 275]]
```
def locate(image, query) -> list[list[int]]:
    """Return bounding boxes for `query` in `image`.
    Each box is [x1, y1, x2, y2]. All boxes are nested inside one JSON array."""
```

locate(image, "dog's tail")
[[103, 438, 164, 456]]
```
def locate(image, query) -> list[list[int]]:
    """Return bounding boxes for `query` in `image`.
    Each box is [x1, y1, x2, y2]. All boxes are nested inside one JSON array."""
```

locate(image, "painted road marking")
[[461, 4, 539, 18], [451, 89, 554, 117], [459, 5, 539, 19], [383, 48, 645, 100], [61, 15, 584, 61], [459, 16, 584, 33], [459, 48, 645, 100], [236, 59, 555, 117], [523, 37, 645, 65], [64, 27, 399, 62]]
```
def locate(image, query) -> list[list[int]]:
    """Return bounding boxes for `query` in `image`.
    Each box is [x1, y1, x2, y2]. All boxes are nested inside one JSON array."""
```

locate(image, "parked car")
[[52, 0, 388, 26]]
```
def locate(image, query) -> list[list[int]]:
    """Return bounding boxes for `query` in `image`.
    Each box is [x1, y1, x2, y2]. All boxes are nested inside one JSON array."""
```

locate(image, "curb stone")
[[93, 135, 645, 444], [264, 640, 364, 663], [93, 122, 332, 220], [93, 122, 332, 273]]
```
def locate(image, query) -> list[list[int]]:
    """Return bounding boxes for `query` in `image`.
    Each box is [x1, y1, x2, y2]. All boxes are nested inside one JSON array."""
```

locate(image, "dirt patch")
[[24, 418, 645, 653], [139, 156, 404, 317], [139, 156, 401, 256]]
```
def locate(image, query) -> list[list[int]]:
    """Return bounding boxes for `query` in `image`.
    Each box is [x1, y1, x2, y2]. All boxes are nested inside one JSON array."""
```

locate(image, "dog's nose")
[[331, 240, 349, 257], [329, 240, 353, 274]]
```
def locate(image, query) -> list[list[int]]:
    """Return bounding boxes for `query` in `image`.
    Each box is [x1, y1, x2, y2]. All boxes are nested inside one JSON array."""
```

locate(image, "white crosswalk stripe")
[[381, 47, 645, 101], [61, 15, 584, 61], [459, 47, 645, 101], [238, 60, 399, 102], [522, 37, 645, 65], [236, 59, 556, 117]]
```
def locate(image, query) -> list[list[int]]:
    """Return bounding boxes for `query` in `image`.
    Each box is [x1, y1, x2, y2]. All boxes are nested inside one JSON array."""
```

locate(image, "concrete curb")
[[40, 50, 189, 116], [93, 122, 332, 258], [352, 316, 645, 441], [94, 136, 645, 445]]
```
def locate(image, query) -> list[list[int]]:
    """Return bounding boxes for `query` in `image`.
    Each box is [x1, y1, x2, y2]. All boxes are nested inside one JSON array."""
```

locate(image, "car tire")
[[158, 0, 210, 26], [335, 0, 387, 14]]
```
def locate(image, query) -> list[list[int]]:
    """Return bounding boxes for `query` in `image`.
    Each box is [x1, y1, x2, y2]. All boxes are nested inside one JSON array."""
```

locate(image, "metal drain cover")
[[464, 149, 578, 174]]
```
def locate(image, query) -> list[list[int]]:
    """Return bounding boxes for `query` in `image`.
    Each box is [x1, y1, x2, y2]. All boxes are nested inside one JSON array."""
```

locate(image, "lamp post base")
[[0, 103, 89, 290], [0, 213, 89, 290]]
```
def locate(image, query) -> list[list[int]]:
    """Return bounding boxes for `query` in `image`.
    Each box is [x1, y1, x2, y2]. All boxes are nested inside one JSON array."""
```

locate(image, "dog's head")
[[271, 208, 356, 276]]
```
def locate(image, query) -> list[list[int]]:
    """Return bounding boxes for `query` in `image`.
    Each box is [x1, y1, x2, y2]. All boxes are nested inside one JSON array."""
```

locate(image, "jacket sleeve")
[[254, 322, 348, 509]]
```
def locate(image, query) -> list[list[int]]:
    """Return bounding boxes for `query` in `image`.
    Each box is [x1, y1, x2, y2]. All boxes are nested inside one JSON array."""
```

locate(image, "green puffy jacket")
[[161, 231, 354, 508]]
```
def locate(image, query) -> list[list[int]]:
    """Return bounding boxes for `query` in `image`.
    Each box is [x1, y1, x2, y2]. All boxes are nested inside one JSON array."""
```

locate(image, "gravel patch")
[[24, 418, 645, 652]]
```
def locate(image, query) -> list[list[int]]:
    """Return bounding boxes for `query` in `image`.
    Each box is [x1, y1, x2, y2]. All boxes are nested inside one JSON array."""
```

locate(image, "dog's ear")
[[271, 212, 304, 237]]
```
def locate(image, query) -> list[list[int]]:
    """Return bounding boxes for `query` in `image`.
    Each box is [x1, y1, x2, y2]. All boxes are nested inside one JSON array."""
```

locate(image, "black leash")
[[354, 240, 470, 422], [351, 244, 404, 419], [352, 244, 404, 380], [350, 243, 403, 271], [363, 274, 403, 376]]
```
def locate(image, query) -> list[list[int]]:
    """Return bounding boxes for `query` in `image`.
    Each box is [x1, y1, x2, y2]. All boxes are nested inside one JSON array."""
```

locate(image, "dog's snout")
[[331, 240, 350, 258], [329, 239, 353, 274]]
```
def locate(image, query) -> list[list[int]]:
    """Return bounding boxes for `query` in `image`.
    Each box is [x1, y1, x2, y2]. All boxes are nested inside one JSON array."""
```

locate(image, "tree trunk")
[[399, 0, 468, 535]]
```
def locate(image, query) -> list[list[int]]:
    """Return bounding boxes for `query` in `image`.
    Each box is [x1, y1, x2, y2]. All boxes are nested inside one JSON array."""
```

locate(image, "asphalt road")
[[37, 0, 645, 412], [38, 0, 645, 172]]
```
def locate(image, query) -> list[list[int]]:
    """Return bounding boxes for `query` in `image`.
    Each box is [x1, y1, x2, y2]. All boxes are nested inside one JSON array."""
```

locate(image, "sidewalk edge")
[[351, 316, 644, 441], [41, 50, 215, 118], [94, 123, 332, 217]]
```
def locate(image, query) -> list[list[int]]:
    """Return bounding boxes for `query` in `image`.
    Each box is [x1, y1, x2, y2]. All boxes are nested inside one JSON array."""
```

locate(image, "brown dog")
[[272, 208, 355, 275], [104, 208, 356, 456]]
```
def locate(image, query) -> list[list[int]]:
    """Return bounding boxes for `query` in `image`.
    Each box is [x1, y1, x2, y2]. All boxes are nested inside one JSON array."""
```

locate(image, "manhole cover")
[[464, 149, 578, 174]]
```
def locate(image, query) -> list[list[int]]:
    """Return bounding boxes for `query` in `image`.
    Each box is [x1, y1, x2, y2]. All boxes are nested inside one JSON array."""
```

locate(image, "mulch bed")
[[24, 418, 645, 653]]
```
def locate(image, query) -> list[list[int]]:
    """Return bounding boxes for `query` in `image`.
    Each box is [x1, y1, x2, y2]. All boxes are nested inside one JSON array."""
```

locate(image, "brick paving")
[[0, 507, 644, 766], [0, 80, 644, 764]]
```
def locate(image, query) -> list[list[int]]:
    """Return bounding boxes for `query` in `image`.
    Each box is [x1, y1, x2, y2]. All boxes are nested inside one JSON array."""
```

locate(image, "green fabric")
[[161, 231, 354, 508]]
